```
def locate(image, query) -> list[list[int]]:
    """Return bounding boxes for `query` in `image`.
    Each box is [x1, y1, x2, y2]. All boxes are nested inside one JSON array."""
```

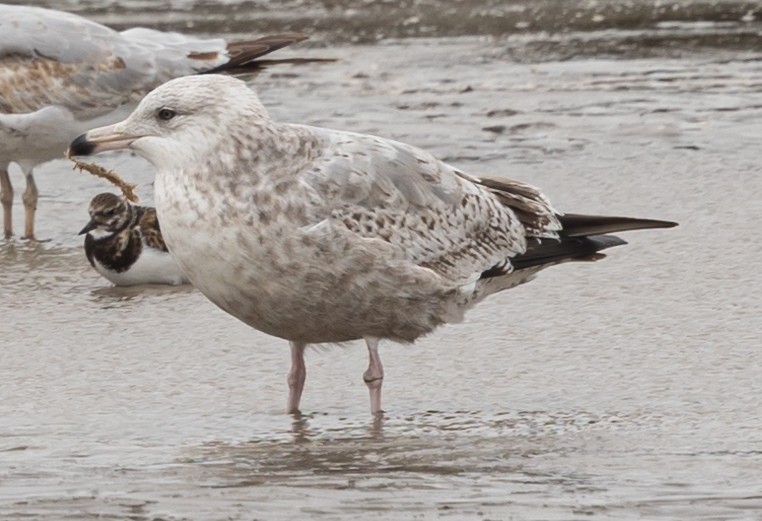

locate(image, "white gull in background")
[[0, 3, 317, 240], [70, 75, 677, 415]]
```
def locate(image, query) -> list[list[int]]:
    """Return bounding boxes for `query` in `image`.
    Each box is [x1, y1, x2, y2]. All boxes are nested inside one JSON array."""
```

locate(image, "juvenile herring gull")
[[70, 75, 677, 415], [0, 3, 316, 240]]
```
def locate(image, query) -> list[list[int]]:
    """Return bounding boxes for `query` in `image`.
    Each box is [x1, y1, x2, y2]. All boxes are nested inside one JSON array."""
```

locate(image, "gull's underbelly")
[[159, 216, 453, 343]]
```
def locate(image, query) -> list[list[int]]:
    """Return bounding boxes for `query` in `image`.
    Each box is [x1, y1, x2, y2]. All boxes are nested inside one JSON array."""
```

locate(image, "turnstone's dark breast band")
[[81, 193, 188, 287]]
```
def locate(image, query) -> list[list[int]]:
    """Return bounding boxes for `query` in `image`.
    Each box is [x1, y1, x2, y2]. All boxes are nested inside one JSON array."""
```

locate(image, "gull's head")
[[79, 192, 131, 238], [68, 75, 269, 167]]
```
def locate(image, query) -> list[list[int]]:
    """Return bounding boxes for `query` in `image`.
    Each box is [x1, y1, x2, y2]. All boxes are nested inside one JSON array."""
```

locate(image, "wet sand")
[[2, 2, 761, 520]]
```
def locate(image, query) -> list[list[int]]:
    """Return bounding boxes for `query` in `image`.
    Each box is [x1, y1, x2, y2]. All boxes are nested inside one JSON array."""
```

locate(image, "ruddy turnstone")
[[0, 3, 322, 240], [70, 75, 677, 415], [80, 193, 188, 287]]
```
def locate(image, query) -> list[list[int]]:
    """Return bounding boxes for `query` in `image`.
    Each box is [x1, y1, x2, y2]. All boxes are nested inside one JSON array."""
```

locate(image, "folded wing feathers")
[[0, 6, 312, 118], [202, 33, 309, 74], [474, 175, 562, 238]]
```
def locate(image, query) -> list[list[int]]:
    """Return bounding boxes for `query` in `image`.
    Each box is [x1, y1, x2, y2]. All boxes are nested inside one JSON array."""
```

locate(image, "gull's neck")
[[154, 121, 325, 186]]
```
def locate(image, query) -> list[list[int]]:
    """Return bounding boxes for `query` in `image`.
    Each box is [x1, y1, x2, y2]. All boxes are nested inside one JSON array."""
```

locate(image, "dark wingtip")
[[255, 32, 309, 44], [507, 234, 628, 272], [586, 234, 628, 250], [559, 214, 679, 237], [68, 133, 96, 157]]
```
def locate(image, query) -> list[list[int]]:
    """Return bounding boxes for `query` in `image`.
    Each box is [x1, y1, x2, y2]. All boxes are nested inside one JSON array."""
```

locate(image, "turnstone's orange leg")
[[363, 337, 384, 415], [0, 167, 12, 239], [287, 341, 307, 415], [21, 170, 38, 241]]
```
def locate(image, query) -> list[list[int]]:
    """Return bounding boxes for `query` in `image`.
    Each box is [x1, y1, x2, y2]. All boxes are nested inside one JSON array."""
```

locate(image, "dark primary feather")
[[507, 234, 626, 272], [558, 213, 678, 237], [493, 212, 677, 275], [474, 179, 677, 277], [201, 33, 311, 75]]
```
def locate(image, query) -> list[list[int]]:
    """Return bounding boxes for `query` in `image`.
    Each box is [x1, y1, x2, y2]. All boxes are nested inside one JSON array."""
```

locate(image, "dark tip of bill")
[[68, 133, 96, 156], [78, 222, 93, 235]]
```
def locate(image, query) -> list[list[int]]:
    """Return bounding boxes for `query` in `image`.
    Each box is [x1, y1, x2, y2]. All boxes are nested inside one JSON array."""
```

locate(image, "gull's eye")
[[104, 209, 116, 217], [157, 108, 177, 121]]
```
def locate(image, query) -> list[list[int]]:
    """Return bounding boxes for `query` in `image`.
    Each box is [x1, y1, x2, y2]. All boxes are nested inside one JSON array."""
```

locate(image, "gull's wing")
[[0, 5, 303, 120], [0, 5, 166, 118], [297, 127, 562, 285]]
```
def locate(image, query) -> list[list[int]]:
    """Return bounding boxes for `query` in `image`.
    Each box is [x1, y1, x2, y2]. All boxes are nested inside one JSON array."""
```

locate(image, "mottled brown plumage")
[[71, 75, 677, 414], [138, 208, 168, 252], [80, 193, 186, 286], [1, 4, 322, 239]]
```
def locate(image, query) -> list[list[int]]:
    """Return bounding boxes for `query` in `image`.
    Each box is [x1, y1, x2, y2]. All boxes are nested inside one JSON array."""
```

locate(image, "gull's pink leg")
[[363, 337, 384, 415], [21, 170, 38, 241], [0, 167, 12, 239], [287, 341, 307, 415]]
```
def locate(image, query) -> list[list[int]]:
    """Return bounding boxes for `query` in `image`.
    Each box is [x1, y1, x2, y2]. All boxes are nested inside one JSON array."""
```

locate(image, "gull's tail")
[[509, 214, 677, 271], [202, 34, 335, 75]]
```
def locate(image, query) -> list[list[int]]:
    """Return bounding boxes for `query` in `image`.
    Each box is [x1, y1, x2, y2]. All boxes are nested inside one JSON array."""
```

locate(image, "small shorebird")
[[70, 75, 677, 415], [80, 193, 188, 287], [0, 3, 320, 240]]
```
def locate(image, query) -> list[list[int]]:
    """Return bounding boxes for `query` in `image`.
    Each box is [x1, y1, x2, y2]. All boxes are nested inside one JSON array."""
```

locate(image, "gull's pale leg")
[[21, 171, 38, 241], [0, 167, 12, 239], [363, 337, 384, 415], [287, 341, 307, 415]]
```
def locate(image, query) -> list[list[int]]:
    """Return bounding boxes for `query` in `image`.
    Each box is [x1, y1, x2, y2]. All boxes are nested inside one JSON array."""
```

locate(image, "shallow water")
[[2, 1, 762, 520]]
